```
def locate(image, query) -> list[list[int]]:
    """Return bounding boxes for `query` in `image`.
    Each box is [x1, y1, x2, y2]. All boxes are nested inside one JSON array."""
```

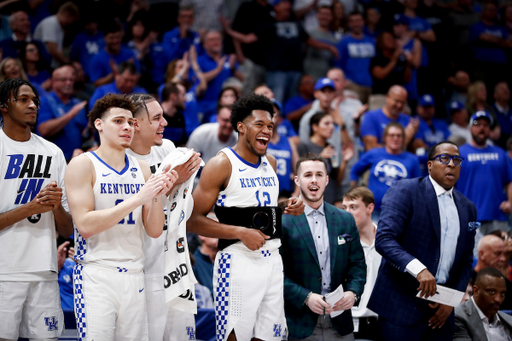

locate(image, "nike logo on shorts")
[[139, 288, 144, 293]]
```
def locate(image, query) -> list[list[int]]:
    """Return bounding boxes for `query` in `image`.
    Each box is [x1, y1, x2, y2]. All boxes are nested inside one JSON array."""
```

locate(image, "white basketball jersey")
[[74, 152, 146, 272], [217, 148, 279, 208], [217, 148, 281, 252], [0, 129, 68, 281], [126, 139, 175, 290]]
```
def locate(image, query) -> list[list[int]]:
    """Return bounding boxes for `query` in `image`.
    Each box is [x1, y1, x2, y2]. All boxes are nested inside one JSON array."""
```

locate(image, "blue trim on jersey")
[[90, 151, 130, 175], [227, 147, 261, 169]]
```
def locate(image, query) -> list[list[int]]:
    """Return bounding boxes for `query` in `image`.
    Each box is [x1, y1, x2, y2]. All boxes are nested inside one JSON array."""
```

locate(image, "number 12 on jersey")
[[255, 190, 270, 206], [115, 199, 136, 225]]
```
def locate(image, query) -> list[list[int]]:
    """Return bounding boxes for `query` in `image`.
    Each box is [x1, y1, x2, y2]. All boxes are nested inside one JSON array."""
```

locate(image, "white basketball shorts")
[[0, 280, 63, 339], [213, 249, 287, 341], [73, 264, 148, 341]]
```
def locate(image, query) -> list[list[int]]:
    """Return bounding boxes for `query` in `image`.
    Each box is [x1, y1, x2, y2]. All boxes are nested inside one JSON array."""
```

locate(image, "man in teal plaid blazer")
[[280, 153, 367, 340]]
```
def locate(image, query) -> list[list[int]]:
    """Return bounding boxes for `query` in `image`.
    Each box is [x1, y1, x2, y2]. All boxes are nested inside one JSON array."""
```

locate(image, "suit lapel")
[[325, 204, 339, 272], [294, 213, 320, 268], [468, 300, 489, 341], [422, 177, 441, 241]]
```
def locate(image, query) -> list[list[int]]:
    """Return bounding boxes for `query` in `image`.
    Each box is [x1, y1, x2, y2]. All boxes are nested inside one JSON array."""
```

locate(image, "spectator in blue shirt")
[[469, 2, 511, 96], [492, 82, 512, 149], [416, 94, 451, 149], [337, 11, 376, 104], [283, 74, 315, 127], [196, 30, 244, 122], [360, 85, 420, 151], [89, 61, 147, 111], [88, 21, 140, 88], [69, 16, 104, 79], [163, 6, 202, 63], [0, 10, 51, 66], [36, 65, 88, 161], [350, 122, 421, 220], [19, 42, 52, 92], [457, 111, 512, 236]]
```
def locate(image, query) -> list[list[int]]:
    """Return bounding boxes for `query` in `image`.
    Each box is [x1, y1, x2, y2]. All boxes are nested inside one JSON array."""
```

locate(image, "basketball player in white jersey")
[[126, 93, 201, 341], [65, 94, 177, 341], [189, 93, 304, 341], [0, 79, 73, 340]]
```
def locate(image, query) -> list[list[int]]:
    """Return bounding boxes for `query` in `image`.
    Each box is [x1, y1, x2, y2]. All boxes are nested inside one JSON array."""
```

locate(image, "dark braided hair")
[[230, 93, 274, 133], [0, 79, 40, 125], [129, 93, 157, 123], [88, 93, 136, 129]]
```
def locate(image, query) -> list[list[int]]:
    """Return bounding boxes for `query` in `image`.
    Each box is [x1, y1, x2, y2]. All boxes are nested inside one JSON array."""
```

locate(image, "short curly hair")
[[230, 93, 274, 133], [88, 94, 136, 129]]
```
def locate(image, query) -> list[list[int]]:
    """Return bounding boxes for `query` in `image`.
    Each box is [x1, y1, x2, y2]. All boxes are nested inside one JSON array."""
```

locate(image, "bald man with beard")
[[472, 234, 512, 310]]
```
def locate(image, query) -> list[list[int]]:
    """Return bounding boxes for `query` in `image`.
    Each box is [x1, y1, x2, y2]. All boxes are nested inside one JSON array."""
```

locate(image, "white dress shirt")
[[305, 202, 331, 296], [471, 297, 512, 341]]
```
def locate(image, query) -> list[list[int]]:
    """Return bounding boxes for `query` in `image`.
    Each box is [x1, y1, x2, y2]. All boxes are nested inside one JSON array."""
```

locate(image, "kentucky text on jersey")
[[100, 183, 143, 195], [5, 154, 52, 205], [239, 176, 277, 188], [467, 153, 499, 163]]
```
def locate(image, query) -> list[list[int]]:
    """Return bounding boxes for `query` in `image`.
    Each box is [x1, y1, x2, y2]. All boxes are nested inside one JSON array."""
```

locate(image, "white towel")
[[156, 148, 204, 313]]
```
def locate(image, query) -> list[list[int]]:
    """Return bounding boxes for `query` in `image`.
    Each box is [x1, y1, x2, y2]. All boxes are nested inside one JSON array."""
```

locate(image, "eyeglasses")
[[429, 154, 464, 166], [54, 78, 75, 83]]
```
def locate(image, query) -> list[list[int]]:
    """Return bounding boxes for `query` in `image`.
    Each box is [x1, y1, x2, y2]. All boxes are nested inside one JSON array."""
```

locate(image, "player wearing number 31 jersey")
[[65, 94, 177, 341]]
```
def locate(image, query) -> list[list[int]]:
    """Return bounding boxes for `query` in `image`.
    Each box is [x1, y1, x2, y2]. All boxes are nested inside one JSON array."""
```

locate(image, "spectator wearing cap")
[[336, 11, 376, 104], [448, 101, 472, 144], [393, 13, 422, 114], [456, 110, 512, 237], [284, 74, 315, 128], [416, 94, 451, 150], [298, 77, 352, 162], [359, 85, 421, 151], [492, 82, 512, 150]]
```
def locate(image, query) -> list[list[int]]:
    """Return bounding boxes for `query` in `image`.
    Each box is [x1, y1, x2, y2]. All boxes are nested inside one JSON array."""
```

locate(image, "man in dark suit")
[[454, 267, 512, 340], [281, 152, 366, 340], [367, 141, 478, 340]]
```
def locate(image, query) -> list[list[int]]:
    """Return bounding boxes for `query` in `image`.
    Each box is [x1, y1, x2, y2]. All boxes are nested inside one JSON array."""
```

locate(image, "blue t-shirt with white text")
[[336, 35, 375, 87], [456, 144, 512, 221], [360, 108, 411, 144], [350, 147, 421, 209]]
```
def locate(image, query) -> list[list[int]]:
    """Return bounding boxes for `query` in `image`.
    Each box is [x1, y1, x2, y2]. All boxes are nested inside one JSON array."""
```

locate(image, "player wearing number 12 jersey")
[[65, 94, 177, 340], [189, 94, 304, 341]]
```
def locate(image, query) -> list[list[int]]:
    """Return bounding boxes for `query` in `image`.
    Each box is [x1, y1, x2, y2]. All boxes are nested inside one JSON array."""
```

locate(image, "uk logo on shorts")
[[186, 326, 196, 340], [44, 316, 58, 331], [273, 324, 282, 337]]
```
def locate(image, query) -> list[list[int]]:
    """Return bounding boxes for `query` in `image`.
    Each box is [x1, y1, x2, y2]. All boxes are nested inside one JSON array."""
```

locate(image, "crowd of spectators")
[[1, 0, 512, 339]]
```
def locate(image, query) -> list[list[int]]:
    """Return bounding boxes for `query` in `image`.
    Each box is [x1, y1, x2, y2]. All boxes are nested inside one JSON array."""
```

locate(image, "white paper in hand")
[[415, 285, 464, 307], [325, 285, 345, 318]]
